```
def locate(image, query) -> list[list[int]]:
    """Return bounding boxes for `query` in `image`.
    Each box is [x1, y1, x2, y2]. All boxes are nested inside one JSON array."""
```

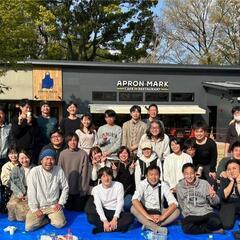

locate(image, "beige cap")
[[141, 142, 152, 150]]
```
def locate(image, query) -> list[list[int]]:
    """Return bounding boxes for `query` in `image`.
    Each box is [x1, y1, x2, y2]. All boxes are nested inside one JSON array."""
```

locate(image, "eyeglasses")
[[51, 135, 62, 139]]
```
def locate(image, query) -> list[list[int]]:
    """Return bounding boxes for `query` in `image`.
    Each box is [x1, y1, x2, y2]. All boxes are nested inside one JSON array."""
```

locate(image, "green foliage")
[[0, 0, 157, 63]]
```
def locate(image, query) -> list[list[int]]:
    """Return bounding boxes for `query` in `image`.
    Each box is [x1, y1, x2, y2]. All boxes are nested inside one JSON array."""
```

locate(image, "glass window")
[[145, 92, 169, 102], [92, 91, 117, 101], [171, 93, 194, 102], [119, 92, 143, 101]]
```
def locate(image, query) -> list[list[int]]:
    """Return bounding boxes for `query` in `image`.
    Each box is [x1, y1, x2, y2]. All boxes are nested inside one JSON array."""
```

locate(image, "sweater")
[[164, 152, 192, 189], [75, 129, 98, 154], [59, 117, 81, 137], [58, 148, 91, 195], [37, 116, 58, 145], [92, 181, 124, 221], [27, 165, 69, 212], [176, 178, 219, 218], [122, 119, 146, 154], [11, 115, 40, 151], [193, 138, 217, 172], [97, 124, 122, 155], [1, 161, 19, 186], [115, 161, 135, 196]]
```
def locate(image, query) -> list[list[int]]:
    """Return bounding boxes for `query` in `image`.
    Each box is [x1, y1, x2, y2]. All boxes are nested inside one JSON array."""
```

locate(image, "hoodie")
[[176, 178, 219, 218], [135, 152, 163, 187]]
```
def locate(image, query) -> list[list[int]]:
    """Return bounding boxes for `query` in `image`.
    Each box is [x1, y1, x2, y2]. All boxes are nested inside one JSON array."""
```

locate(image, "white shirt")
[[92, 181, 124, 221], [164, 152, 192, 189], [132, 179, 178, 211], [27, 165, 69, 212]]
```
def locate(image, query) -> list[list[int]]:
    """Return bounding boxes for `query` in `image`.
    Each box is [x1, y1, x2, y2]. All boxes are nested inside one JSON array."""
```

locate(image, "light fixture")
[[0, 83, 11, 94]]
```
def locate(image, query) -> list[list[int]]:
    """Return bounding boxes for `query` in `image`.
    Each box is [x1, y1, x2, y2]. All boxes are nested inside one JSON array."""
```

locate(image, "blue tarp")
[[0, 211, 238, 240]]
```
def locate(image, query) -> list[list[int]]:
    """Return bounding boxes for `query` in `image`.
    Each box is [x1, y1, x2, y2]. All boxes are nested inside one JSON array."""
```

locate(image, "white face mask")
[[234, 115, 240, 122]]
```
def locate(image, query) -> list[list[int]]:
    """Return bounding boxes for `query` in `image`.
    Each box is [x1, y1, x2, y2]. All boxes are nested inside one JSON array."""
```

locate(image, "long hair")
[[146, 120, 164, 141], [79, 113, 95, 134]]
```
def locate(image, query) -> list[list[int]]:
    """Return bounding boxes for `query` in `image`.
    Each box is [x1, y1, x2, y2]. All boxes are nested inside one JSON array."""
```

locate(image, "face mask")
[[234, 116, 240, 122]]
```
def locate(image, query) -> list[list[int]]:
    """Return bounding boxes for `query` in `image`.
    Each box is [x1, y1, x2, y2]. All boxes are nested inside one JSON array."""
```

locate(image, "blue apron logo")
[[42, 72, 54, 89]]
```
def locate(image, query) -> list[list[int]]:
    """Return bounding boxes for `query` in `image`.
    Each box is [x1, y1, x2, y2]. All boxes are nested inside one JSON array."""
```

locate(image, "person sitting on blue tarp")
[[25, 149, 69, 231], [85, 166, 134, 234]]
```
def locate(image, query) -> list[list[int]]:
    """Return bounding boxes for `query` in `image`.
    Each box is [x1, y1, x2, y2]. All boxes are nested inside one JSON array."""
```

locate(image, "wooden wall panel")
[[33, 67, 62, 101]]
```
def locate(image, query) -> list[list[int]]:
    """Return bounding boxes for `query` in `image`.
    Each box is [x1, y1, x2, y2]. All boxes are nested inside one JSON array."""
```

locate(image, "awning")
[[88, 104, 206, 114], [203, 81, 240, 91]]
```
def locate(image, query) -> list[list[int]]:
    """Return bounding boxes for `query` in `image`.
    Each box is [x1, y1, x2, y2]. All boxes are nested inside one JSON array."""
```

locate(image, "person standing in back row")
[[224, 106, 240, 157], [59, 101, 81, 137], [122, 105, 146, 156], [143, 104, 165, 131], [97, 110, 122, 157], [37, 101, 58, 146], [11, 99, 40, 164]]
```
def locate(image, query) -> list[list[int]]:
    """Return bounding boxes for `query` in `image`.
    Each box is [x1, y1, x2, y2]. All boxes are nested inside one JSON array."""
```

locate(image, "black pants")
[[200, 164, 218, 191], [65, 194, 88, 211], [220, 201, 240, 230], [182, 212, 222, 234], [85, 196, 134, 233]]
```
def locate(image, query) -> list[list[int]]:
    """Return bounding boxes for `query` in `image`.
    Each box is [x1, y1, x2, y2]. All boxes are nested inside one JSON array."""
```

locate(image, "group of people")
[[0, 99, 240, 235]]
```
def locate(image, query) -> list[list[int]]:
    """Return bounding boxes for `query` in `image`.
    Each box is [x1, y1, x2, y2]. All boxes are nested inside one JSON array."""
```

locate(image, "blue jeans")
[[124, 194, 133, 212]]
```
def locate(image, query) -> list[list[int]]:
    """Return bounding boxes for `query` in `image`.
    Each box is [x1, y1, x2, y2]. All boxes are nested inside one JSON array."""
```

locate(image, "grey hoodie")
[[176, 178, 219, 218]]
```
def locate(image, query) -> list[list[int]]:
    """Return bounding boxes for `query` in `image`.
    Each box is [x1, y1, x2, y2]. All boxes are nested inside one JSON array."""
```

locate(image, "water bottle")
[[141, 230, 154, 240], [141, 229, 167, 240]]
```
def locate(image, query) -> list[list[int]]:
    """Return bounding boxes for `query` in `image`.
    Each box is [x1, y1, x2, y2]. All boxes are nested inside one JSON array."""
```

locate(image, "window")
[[119, 92, 143, 101], [92, 91, 117, 101], [145, 92, 169, 102], [171, 93, 194, 102]]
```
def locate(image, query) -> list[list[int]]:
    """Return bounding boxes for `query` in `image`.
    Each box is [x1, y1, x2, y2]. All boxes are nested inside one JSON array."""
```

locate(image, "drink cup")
[[27, 112, 31, 118], [9, 227, 16, 235], [196, 166, 203, 177]]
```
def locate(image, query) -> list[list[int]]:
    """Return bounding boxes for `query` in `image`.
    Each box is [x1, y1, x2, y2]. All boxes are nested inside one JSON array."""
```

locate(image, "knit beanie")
[[39, 149, 56, 161]]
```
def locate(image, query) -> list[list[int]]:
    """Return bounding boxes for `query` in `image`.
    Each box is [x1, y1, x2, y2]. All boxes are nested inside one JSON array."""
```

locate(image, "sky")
[[152, 0, 165, 17]]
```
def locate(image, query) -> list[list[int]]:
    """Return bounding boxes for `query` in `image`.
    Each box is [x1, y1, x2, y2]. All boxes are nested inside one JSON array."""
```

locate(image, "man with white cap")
[[135, 142, 163, 187], [25, 149, 69, 231]]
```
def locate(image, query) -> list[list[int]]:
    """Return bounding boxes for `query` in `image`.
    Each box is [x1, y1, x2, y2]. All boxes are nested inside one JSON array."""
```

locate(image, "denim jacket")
[[10, 164, 34, 197]]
